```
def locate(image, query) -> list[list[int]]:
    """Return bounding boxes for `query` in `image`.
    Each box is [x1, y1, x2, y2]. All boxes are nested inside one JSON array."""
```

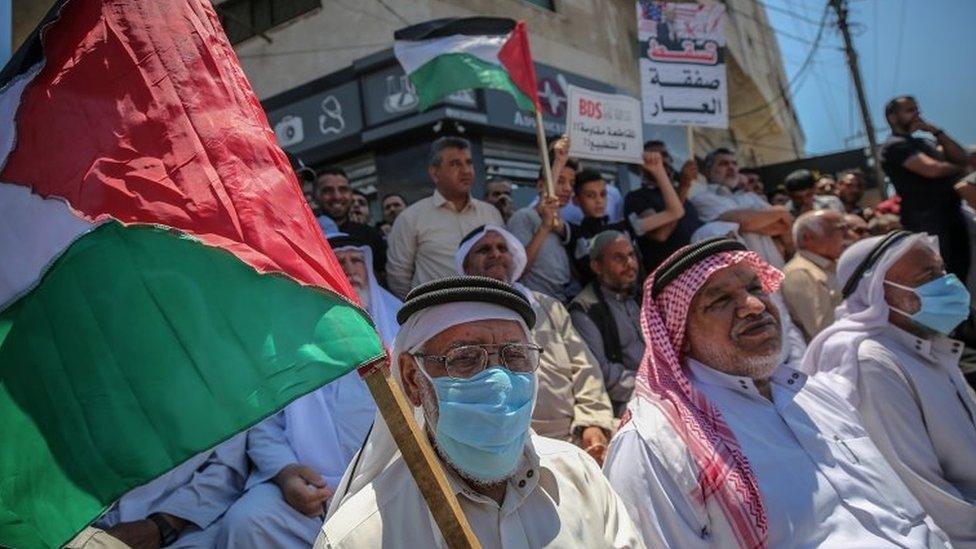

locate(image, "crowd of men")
[[76, 94, 976, 548]]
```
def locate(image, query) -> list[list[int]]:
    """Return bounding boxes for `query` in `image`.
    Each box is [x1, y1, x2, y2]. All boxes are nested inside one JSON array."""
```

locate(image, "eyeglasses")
[[414, 343, 543, 379]]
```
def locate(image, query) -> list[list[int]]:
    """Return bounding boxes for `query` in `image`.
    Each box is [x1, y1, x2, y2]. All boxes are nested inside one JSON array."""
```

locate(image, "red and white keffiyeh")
[[631, 247, 783, 549]]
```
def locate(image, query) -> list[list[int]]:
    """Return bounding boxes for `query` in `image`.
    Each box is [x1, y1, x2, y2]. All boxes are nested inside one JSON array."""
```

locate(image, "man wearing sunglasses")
[[318, 276, 642, 548]]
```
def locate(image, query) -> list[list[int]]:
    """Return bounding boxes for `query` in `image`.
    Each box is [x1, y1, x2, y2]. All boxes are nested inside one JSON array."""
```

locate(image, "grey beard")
[[416, 373, 515, 488], [690, 343, 781, 381], [354, 286, 370, 310]]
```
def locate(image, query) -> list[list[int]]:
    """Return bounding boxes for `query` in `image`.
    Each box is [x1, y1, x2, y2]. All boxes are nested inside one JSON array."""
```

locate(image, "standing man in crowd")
[[837, 169, 867, 216], [386, 137, 503, 298], [784, 169, 817, 217], [508, 137, 578, 302], [484, 176, 515, 223], [350, 190, 371, 225], [456, 225, 614, 463], [570, 231, 645, 416], [318, 277, 643, 548], [315, 167, 386, 277], [805, 231, 976, 544], [604, 237, 946, 548], [378, 193, 407, 236], [781, 210, 851, 341], [690, 147, 793, 268], [625, 140, 702, 273], [881, 95, 972, 280]]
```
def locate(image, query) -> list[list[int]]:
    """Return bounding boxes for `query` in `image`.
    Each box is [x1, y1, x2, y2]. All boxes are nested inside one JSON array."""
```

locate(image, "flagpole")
[[534, 108, 555, 197], [360, 358, 482, 549], [686, 125, 695, 162]]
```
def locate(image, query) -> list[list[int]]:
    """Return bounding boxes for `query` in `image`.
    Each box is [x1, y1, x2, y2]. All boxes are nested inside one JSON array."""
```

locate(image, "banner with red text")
[[637, 1, 727, 128]]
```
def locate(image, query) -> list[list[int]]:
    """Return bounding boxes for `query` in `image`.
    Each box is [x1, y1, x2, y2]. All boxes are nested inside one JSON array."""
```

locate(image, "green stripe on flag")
[[409, 52, 536, 112], [0, 222, 383, 548]]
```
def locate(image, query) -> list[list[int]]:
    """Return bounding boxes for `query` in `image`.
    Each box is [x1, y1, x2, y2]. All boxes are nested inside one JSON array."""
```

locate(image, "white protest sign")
[[637, 1, 728, 128], [566, 85, 644, 165]]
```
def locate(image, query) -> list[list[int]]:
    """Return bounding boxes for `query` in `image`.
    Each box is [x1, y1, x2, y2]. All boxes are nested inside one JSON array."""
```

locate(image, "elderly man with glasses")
[[317, 277, 642, 548]]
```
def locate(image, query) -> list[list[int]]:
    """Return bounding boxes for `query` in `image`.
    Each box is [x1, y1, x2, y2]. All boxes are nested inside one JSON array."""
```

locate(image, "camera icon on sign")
[[274, 115, 305, 147]]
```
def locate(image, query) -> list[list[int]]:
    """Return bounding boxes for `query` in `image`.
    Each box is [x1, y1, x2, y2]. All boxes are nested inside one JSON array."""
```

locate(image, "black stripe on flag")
[[393, 17, 515, 42], [0, 0, 70, 90]]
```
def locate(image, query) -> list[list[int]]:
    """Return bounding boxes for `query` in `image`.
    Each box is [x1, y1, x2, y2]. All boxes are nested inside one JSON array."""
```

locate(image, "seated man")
[[318, 277, 642, 547], [217, 235, 395, 548], [604, 237, 946, 547], [569, 231, 645, 416], [329, 233, 401, 347], [781, 210, 851, 341], [508, 135, 578, 301], [97, 434, 248, 548], [804, 231, 976, 544], [690, 148, 793, 268], [456, 225, 614, 462]]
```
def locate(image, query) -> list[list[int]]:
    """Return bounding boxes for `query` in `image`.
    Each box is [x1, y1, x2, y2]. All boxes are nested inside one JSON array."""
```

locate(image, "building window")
[[216, 0, 321, 44], [522, 0, 555, 10]]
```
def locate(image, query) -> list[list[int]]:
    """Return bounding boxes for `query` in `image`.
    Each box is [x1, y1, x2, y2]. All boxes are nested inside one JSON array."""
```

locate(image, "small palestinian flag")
[[0, 0, 383, 547], [393, 17, 541, 112]]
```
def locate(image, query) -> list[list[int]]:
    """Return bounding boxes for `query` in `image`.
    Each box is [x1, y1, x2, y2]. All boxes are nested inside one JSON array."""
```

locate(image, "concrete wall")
[[10, 0, 805, 164]]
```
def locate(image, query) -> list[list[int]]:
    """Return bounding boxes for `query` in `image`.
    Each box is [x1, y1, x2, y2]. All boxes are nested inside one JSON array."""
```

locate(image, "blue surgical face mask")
[[885, 274, 972, 335], [420, 366, 535, 482]]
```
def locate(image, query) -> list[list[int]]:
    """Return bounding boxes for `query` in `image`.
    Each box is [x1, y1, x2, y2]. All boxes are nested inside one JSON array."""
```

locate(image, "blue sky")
[[766, 0, 976, 155]]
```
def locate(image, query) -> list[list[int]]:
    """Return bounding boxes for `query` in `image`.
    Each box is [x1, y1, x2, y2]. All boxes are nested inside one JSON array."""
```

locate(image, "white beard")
[[355, 286, 370, 310]]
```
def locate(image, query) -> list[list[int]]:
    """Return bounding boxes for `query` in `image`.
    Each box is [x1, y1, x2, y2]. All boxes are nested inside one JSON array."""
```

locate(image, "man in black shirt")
[[315, 166, 387, 280], [624, 140, 703, 273], [880, 95, 972, 279]]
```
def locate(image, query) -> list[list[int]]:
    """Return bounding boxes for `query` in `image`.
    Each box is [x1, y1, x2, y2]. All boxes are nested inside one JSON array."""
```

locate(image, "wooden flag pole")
[[359, 358, 481, 549], [686, 125, 695, 162], [534, 108, 555, 198]]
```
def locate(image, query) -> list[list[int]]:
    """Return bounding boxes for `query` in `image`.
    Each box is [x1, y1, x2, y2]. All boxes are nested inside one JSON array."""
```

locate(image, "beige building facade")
[[12, 0, 804, 210]]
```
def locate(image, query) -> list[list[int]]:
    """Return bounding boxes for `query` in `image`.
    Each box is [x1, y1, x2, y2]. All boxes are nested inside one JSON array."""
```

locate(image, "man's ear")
[[428, 165, 439, 185], [399, 352, 424, 407]]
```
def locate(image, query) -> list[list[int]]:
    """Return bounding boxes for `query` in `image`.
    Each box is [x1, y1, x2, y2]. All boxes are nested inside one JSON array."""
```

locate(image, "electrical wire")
[[729, 3, 831, 121]]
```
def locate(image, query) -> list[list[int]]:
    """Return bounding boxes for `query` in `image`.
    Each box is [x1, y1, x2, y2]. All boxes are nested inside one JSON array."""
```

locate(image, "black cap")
[[651, 237, 747, 298], [397, 276, 535, 328], [328, 234, 366, 249]]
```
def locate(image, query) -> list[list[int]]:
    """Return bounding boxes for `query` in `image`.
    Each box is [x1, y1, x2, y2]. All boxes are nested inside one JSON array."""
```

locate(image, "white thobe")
[[689, 183, 786, 269], [856, 325, 976, 544], [605, 359, 947, 548], [219, 372, 376, 548], [316, 435, 644, 548], [97, 433, 247, 548]]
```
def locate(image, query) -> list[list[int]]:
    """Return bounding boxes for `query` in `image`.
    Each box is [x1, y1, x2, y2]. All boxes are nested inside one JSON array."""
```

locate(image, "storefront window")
[[217, 0, 321, 44]]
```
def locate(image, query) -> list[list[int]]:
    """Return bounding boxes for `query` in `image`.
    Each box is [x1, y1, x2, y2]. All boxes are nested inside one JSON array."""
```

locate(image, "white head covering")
[[327, 301, 530, 517], [280, 236, 401, 486], [331, 237, 402, 347], [454, 224, 537, 309], [801, 232, 936, 403]]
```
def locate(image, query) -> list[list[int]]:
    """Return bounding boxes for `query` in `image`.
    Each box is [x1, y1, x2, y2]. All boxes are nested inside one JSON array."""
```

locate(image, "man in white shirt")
[[386, 137, 503, 298], [318, 276, 642, 548], [804, 230, 976, 545], [217, 235, 394, 548], [690, 148, 793, 268], [603, 237, 946, 548], [455, 224, 614, 461]]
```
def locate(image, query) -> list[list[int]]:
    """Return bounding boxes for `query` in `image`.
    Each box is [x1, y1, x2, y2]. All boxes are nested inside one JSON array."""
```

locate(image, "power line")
[[729, 4, 832, 120], [755, 0, 825, 26], [237, 43, 389, 59]]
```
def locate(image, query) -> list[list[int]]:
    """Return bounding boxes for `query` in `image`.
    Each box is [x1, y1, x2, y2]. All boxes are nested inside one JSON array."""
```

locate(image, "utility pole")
[[831, 0, 887, 196]]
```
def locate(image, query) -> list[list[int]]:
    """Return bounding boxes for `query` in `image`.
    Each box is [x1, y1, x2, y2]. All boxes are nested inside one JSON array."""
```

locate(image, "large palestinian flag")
[[0, 1, 384, 547], [393, 17, 541, 112]]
